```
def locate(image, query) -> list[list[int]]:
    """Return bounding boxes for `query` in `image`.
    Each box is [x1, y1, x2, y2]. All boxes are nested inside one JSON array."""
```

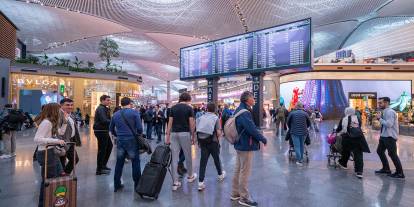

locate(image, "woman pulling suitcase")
[[34, 103, 67, 207]]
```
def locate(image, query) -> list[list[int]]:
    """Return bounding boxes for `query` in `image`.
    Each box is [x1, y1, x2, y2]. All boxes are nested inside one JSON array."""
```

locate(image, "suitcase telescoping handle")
[[44, 142, 76, 179]]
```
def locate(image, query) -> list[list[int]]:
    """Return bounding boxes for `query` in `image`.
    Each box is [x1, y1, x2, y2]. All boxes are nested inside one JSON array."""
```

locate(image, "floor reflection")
[[0, 121, 413, 207]]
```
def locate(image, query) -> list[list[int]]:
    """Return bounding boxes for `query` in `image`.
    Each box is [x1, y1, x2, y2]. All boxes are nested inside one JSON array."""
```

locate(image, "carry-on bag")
[[44, 142, 77, 207], [136, 145, 171, 200]]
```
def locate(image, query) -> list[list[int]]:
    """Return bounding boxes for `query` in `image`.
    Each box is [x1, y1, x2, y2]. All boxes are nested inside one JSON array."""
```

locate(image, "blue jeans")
[[155, 123, 162, 141], [292, 135, 306, 162], [37, 149, 63, 207], [146, 122, 153, 140], [114, 139, 141, 189]]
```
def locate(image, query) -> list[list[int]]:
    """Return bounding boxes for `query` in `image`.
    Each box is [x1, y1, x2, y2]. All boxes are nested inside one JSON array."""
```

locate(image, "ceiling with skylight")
[[2, 0, 414, 91]]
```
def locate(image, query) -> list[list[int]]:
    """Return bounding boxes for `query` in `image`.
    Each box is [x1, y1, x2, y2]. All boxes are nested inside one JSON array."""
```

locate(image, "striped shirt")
[[287, 109, 311, 136]]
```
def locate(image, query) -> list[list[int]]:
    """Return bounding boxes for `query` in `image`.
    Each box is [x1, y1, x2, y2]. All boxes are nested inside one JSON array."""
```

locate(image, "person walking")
[[375, 97, 405, 179], [33, 103, 66, 207], [93, 95, 113, 175], [154, 105, 164, 144], [166, 92, 197, 191], [58, 98, 82, 174], [109, 97, 143, 192], [335, 107, 370, 178], [311, 108, 322, 132], [0, 104, 26, 159], [144, 106, 155, 140], [231, 91, 267, 207], [275, 104, 288, 136], [287, 102, 311, 166], [196, 103, 226, 191]]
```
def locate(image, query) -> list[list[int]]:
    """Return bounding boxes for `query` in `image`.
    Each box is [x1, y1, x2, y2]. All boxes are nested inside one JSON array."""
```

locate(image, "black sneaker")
[[239, 198, 258, 207], [388, 173, 405, 179], [375, 169, 391, 175], [355, 172, 363, 179], [103, 166, 112, 171], [114, 184, 124, 192], [96, 170, 110, 175]]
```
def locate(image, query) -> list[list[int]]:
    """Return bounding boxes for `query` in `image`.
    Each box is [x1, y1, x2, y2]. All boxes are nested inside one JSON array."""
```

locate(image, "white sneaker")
[[0, 154, 12, 159], [218, 171, 226, 182], [187, 173, 197, 183], [198, 182, 206, 191], [172, 181, 181, 191], [336, 160, 348, 169], [296, 161, 303, 167]]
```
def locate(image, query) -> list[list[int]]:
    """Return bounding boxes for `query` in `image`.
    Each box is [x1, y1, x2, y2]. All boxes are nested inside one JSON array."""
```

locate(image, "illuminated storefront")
[[10, 73, 140, 115]]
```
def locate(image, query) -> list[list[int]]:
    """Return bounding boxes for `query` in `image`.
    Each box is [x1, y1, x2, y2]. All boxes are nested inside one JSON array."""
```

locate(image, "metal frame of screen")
[[180, 18, 312, 80]]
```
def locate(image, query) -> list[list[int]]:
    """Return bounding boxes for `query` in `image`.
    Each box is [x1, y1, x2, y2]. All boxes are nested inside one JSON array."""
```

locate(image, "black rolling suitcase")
[[136, 145, 171, 199]]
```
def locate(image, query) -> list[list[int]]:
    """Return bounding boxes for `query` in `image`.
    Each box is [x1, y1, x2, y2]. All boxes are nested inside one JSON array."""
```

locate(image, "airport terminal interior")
[[1, 0, 414, 207]]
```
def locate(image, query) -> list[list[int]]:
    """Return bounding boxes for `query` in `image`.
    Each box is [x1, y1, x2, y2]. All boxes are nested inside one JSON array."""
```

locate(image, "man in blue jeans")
[[109, 97, 143, 192], [287, 102, 311, 166]]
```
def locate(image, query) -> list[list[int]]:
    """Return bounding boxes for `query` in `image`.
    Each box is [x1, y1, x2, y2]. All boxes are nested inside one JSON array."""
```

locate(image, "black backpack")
[[5, 110, 26, 131], [144, 111, 153, 123]]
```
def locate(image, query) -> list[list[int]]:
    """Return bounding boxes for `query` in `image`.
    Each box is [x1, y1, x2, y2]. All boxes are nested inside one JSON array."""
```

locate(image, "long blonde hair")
[[34, 103, 61, 136]]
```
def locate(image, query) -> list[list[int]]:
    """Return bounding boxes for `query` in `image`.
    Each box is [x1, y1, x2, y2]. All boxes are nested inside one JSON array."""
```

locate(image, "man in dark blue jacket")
[[231, 91, 267, 207], [109, 97, 143, 192]]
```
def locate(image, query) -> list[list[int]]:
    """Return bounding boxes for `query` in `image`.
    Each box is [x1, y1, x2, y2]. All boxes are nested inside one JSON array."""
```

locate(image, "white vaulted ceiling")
[[2, 0, 414, 89]]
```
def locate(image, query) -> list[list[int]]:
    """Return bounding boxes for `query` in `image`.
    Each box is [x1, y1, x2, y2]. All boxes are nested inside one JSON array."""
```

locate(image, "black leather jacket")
[[93, 104, 111, 131]]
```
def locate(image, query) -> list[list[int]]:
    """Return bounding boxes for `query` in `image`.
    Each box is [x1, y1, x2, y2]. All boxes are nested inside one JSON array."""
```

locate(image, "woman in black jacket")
[[335, 107, 370, 179]]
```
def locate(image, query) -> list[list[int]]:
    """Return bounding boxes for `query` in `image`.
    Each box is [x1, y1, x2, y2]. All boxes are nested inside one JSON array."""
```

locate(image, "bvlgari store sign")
[[14, 78, 59, 87]]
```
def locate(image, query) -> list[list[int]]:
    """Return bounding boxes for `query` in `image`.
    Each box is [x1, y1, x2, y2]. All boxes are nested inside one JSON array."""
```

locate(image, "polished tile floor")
[[1, 121, 414, 207]]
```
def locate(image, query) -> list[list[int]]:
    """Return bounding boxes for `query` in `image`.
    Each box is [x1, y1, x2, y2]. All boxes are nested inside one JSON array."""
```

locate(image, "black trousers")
[[162, 120, 166, 134], [94, 131, 113, 171], [339, 138, 364, 173], [60, 145, 79, 174], [199, 142, 222, 182], [377, 137, 404, 174]]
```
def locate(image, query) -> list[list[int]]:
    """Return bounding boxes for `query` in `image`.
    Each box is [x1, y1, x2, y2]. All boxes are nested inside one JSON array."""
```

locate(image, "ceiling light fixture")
[[233, 0, 249, 32]]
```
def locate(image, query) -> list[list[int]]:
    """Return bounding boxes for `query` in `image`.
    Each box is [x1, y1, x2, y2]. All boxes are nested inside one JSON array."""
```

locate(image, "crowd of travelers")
[[0, 91, 407, 207]]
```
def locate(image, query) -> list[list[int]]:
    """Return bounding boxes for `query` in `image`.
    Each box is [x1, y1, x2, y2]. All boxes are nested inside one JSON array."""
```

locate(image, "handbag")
[[53, 145, 66, 157], [120, 110, 152, 155]]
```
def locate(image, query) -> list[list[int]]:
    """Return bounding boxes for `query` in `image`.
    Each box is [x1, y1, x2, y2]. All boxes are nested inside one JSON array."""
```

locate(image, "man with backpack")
[[0, 104, 26, 159], [229, 91, 267, 207], [196, 103, 226, 191], [275, 104, 288, 136], [144, 106, 155, 140]]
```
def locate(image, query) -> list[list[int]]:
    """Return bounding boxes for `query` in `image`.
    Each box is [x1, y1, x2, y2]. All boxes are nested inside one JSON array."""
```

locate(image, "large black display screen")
[[180, 18, 311, 80], [180, 42, 215, 79], [215, 33, 254, 74], [255, 20, 310, 69]]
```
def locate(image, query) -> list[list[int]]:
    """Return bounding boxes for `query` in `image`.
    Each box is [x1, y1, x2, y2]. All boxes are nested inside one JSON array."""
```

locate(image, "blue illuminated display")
[[180, 18, 312, 80]]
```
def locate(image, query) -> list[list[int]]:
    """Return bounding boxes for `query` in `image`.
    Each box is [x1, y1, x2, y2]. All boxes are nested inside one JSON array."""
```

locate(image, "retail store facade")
[[9, 64, 141, 116]]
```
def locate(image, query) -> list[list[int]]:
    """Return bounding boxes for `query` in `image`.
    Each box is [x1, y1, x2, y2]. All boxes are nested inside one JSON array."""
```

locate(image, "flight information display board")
[[180, 18, 311, 80], [255, 20, 311, 69], [215, 33, 254, 74], [180, 42, 215, 79]]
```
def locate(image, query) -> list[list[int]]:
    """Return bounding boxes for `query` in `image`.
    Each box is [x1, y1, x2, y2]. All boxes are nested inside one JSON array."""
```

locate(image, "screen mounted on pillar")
[[180, 18, 312, 80]]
